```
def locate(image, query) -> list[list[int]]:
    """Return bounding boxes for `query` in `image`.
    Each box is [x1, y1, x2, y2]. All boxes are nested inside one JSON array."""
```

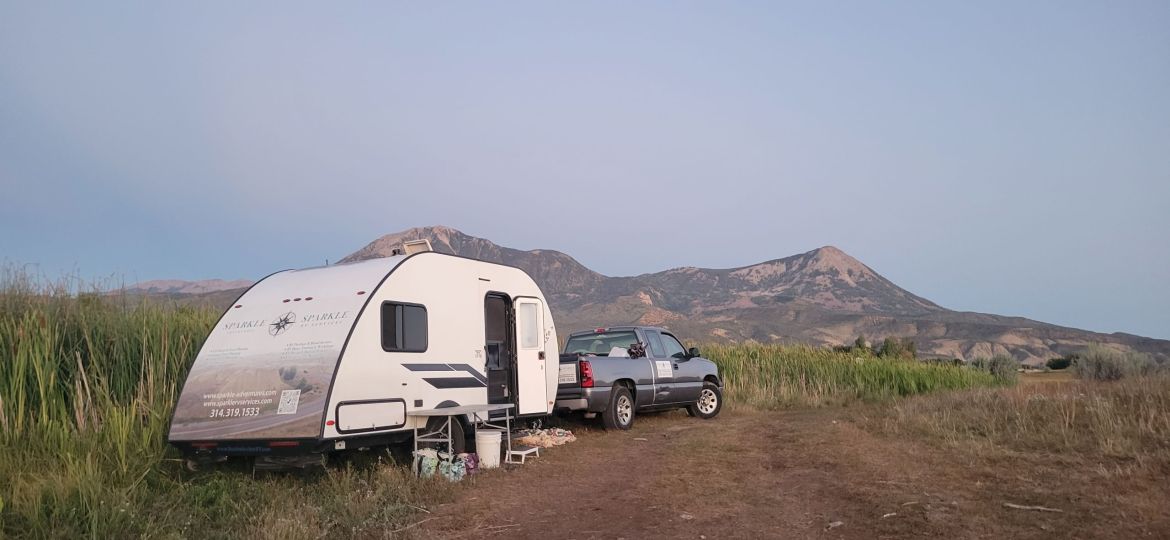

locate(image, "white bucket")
[[474, 429, 503, 469]]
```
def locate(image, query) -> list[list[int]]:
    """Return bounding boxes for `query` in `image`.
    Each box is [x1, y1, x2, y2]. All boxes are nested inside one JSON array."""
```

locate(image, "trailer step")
[[506, 444, 540, 464]]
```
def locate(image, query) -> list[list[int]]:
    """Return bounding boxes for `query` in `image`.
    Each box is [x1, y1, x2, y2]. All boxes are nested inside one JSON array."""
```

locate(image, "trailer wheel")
[[602, 385, 635, 430], [686, 382, 722, 420], [422, 416, 467, 454]]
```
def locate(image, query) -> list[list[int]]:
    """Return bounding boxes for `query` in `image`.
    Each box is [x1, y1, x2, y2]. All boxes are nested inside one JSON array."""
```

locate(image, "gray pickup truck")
[[555, 326, 723, 430]]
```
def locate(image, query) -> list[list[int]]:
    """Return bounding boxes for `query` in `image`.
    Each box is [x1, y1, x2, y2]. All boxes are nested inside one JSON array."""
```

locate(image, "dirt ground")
[[416, 407, 1168, 539]]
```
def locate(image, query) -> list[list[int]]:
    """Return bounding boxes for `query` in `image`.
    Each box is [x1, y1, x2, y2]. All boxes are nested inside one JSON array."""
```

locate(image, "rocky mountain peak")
[[807, 246, 872, 279]]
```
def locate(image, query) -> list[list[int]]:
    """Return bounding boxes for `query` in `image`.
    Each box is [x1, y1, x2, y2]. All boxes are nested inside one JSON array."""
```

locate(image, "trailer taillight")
[[580, 360, 594, 388], [191, 442, 217, 449], [268, 441, 299, 448]]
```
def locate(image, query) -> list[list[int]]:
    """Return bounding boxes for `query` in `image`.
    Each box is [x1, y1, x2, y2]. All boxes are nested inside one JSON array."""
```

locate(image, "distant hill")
[[124, 279, 253, 296], [337, 226, 1170, 366]]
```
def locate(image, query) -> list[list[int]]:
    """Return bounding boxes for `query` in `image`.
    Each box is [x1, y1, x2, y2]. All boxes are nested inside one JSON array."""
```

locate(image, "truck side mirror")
[[687, 347, 701, 359]]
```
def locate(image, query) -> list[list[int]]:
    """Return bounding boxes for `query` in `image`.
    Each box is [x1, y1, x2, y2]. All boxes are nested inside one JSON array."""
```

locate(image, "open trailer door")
[[514, 297, 548, 415]]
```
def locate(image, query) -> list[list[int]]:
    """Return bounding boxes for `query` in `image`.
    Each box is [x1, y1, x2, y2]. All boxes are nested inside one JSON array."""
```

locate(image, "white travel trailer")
[[168, 249, 559, 464]]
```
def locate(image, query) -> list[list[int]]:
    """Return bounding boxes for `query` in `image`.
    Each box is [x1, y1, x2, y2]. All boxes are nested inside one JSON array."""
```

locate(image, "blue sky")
[[1, 2, 1168, 338]]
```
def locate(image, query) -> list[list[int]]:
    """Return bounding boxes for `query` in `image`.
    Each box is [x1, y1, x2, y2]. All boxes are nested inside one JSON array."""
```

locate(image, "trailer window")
[[381, 302, 427, 352], [518, 302, 540, 349]]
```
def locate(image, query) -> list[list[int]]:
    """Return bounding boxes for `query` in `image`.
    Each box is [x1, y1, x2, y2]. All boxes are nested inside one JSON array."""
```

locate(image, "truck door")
[[642, 329, 677, 405], [661, 332, 702, 402], [513, 297, 548, 415]]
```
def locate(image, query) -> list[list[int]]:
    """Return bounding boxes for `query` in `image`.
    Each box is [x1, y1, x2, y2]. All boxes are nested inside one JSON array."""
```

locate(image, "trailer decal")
[[422, 377, 487, 389], [403, 363, 487, 384]]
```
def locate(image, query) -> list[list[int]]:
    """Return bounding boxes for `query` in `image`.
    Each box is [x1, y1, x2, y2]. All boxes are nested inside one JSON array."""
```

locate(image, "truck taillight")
[[580, 360, 594, 388]]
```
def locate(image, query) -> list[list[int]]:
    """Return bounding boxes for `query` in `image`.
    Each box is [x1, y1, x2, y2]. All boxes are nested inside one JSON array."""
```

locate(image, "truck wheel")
[[686, 383, 722, 420], [603, 385, 635, 430]]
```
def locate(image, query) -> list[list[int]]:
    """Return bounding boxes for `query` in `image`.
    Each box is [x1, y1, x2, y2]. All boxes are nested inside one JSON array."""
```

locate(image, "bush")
[[878, 337, 917, 359], [970, 355, 1020, 384], [1046, 357, 1073, 370], [1073, 345, 1162, 381]]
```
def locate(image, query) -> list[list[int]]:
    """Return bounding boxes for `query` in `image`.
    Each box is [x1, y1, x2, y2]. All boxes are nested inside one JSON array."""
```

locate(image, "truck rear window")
[[564, 331, 639, 356]]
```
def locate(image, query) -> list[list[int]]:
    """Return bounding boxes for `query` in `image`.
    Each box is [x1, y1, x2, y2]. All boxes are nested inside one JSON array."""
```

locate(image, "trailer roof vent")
[[403, 239, 433, 255]]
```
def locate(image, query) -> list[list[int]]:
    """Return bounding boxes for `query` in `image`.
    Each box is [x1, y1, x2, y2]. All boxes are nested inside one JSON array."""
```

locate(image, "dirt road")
[[419, 408, 1167, 539]]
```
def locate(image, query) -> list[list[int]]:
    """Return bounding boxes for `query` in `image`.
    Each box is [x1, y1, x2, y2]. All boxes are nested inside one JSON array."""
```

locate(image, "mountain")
[[340, 226, 1170, 367], [125, 279, 253, 295], [339, 226, 604, 299]]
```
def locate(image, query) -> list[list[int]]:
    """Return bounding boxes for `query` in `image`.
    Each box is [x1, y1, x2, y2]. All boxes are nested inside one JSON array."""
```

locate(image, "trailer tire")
[[422, 416, 467, 454], [602, 385, 635, 430], [686, 382, 722, 420]]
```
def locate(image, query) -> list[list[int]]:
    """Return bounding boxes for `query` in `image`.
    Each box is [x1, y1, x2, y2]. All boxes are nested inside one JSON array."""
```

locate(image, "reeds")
[[0, 275, 219, 536], [0, 273, 448, 537], [703, 343, 1007, 409]]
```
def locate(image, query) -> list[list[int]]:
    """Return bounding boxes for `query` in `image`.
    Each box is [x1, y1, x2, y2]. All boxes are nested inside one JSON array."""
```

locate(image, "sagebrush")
[[1073, 344, 1164, 381]]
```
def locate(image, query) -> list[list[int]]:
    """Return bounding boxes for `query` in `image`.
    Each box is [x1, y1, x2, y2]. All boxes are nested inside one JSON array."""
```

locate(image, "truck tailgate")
[[557, 353, 582, 390]]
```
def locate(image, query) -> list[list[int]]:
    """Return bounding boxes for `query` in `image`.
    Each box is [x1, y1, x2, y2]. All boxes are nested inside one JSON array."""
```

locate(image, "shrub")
[[1046, 356, 1072, 370], [970, 355, 1020, 384], [1073, 345, 1162, 381], [878, 337, 917, 359]]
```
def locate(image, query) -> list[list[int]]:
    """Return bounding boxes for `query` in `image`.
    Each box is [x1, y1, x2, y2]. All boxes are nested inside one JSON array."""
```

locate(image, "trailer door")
[[514, 298, 548, 415]]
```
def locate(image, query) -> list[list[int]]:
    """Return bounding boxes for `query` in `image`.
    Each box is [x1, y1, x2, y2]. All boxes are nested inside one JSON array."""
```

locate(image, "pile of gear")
[[413, 449, 479, 482], [512, 427, 577, 448]]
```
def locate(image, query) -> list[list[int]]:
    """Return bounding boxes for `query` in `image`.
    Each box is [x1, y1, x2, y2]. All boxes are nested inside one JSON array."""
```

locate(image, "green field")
[[706, 343, 1008, 408], [0, 281, 1011, 538]]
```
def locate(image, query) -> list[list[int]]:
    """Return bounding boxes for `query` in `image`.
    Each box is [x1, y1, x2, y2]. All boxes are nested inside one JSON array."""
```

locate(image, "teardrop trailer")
[[168, 248, 560, 469]]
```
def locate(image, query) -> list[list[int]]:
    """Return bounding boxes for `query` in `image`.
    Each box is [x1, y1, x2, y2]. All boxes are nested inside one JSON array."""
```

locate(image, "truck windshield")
[[564, 331, 639, 356]]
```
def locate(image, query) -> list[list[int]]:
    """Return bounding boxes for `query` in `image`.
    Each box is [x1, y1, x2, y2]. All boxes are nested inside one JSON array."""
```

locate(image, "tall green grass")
[[703, 343, 1008, 408], [0, 274, 219, 536], [0, 275, 454, 538]]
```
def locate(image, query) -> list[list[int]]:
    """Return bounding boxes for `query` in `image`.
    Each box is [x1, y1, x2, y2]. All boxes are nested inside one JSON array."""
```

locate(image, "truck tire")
[[602, 385, 635, 430], [686, 382, 722, 420]]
